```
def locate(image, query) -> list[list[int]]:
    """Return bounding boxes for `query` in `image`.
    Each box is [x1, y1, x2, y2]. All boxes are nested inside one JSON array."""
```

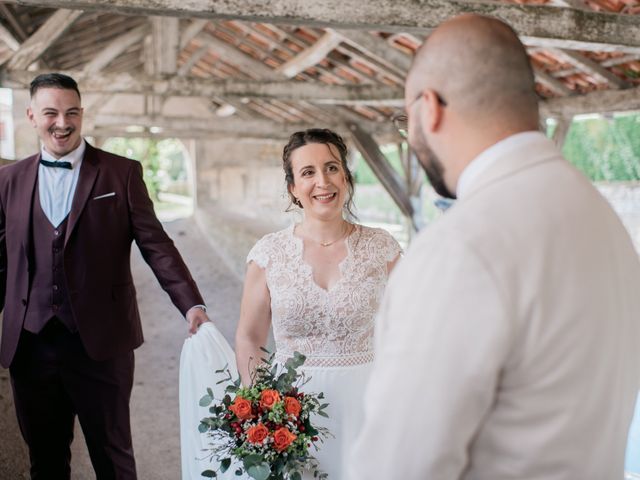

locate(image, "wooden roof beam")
[[0, 4, 28, 41], [82, 24, 148, 75], [0, 22, 20, 65], [180, 18, 209, 49], [337, 30, 411, 75], [533, 67, 573, 97], [548, 48, 631, 89], [195, 32, 278, 80], [3, 9, 83, 69], [0, 22, 20, 51], [5, 0, 640, 53], [0, 70, 403, 101], [347, 121, 416, 229], [151, 16, 179, 74], [552, 54, 640, 78], [541, 85, 640, 117], [276, 29, 342, 78], [549, 0, 591, 11], [3, 69, 637, 117], [88, 112, 396, 138]]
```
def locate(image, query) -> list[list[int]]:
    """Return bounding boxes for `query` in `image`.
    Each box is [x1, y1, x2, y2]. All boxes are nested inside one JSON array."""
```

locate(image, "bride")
[[180, 128, 400, 479]]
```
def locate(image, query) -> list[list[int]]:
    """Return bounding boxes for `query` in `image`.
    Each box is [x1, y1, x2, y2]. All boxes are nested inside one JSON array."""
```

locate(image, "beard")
[[409, 125, 456, 200]]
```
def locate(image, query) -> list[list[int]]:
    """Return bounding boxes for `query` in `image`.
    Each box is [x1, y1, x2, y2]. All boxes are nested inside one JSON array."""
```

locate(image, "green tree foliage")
[[102, 138, 189, 200], [562, 113, 640, 182]]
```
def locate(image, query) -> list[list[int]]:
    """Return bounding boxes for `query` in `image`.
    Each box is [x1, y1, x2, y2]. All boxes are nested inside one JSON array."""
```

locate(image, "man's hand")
[[186, 306, 210, 334]]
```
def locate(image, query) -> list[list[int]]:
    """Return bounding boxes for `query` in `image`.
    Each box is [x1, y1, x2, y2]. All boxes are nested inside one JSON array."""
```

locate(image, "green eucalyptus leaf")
[[198, 422, 209, 433], [220, 458, 231, 473], [201, 470, 217, 478], [246, 463, 271, 480], [242, 454, 263, 469], [199, 394, 213, 407]]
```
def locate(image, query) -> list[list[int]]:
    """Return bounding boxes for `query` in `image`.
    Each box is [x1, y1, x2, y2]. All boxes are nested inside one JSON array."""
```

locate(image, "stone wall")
[[11, 89, 39, 160], [597, 183, 640, 253], [193, 137, 299, 279]]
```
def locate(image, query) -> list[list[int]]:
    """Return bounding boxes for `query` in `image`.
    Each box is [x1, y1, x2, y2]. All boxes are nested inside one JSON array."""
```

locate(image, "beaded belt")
[[275, 350, 374, 368]]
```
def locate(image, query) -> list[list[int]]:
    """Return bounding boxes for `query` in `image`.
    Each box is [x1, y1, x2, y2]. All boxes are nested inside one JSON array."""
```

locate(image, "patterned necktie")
[[40, 159, 72, 169]]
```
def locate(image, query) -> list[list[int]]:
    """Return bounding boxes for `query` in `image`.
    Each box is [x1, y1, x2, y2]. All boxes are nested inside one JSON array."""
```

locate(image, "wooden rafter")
[[338, 30, 411, 75], [549, 48, 631, 88], [87, 112, 396, 137], [4, 0, 640, 52], [4, 9, 83, 69], [151, 16, 179, 74], [81, 24, 147, 75], [541, 84, 640, 116], [533, 67, 574, 97], [276, 29, 342, 78], [347, 121, 416, 229], [3, 69, 638, 117]]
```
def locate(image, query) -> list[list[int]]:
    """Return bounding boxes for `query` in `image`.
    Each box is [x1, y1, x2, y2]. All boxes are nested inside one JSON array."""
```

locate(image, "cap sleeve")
[[246, 236, 270, 270], [378, 229, 402, 263]]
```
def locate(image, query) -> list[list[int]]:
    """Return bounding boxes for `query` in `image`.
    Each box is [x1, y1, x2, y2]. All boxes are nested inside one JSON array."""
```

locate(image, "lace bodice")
[[247, 224, 401, 367]]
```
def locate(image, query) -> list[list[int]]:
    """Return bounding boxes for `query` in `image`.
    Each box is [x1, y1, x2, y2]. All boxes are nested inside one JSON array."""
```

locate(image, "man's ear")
[[421, 89, 445, 132], [26, 106, 36, 127]]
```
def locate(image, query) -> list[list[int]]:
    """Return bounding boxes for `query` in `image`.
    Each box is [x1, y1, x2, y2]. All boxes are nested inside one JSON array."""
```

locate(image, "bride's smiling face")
[[289, 143, 348, 221]]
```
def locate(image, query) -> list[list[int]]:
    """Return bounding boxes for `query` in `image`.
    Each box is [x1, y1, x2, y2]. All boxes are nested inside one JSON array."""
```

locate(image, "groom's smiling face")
[[28, 87, 83, 159]]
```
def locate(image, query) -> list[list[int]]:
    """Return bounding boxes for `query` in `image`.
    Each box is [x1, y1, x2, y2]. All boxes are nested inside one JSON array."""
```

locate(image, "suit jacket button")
[[21, 299, 27, 306]]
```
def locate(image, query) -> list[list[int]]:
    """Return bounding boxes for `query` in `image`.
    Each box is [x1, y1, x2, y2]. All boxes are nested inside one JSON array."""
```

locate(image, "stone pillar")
[[12, 89, 39, 160]]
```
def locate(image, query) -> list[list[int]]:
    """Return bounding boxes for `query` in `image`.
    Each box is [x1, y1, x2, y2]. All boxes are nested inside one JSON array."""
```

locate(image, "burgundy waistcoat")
[[23, 186, 76, 333]]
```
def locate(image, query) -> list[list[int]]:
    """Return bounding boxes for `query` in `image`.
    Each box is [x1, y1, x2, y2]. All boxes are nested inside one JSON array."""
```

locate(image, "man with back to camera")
[[0, 73, 210, 479], [349, 14, 640, 479]]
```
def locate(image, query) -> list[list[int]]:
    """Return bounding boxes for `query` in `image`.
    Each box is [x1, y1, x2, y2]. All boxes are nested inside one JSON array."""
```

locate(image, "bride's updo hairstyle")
[[282, 128, 356, 218]]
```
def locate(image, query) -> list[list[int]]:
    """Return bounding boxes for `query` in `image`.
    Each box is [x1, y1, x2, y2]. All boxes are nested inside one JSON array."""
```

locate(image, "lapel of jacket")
[[64, 142, 99, 246], [17, 154, 40, 258]]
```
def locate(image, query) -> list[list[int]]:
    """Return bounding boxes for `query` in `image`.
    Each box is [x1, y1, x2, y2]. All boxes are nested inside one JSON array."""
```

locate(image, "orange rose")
[[246, 423, 269, 444], [229, 397, 253, 420], [273, 427, 297, 452], [259, 389, 281, 410], [284, 396, 301, 418]]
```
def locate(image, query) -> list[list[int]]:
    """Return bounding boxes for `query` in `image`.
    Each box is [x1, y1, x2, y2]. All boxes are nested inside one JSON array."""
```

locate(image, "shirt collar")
[[40, 138, 86, 168], [456, 131, 546, 200]]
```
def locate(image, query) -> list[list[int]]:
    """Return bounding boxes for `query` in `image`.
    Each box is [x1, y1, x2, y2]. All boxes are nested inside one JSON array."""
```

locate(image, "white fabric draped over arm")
[[179, 322, 239, 479]]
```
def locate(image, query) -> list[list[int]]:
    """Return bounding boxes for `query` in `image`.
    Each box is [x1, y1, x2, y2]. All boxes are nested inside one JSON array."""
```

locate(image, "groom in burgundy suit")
[[0, 73, 210, 479]]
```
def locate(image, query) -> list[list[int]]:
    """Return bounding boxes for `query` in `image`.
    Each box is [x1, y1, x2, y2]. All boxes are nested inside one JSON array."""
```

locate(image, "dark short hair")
[[282, 128, 357, 219], [30, 73, 81, 100]]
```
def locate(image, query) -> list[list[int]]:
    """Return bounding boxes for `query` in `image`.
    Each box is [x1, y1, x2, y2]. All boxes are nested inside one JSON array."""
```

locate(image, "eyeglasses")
[[391, 90, 448, 138]]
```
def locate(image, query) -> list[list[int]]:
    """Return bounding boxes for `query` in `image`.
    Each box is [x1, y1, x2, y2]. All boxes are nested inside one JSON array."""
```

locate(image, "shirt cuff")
[[186, 304, 207, 319]]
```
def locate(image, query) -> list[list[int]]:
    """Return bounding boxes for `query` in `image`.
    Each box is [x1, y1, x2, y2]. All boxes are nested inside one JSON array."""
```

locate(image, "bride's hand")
[[186, 306, 210, 334]]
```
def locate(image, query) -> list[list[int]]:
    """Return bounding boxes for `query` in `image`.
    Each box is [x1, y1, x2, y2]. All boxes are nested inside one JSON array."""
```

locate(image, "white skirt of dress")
[[298, 362, 373, 480], [179, 323, 372, 480]]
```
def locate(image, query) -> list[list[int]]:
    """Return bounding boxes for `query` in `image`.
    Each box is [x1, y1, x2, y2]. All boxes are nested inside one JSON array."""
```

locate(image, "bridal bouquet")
[[198, 350, 330, 480]]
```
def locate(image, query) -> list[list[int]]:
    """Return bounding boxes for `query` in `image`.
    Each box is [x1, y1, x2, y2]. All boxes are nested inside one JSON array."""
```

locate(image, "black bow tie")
[[40, 159, 72, 170]]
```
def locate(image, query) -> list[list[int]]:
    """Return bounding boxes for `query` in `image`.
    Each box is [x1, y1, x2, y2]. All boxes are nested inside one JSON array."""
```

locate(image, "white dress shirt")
[[38, 139, 85, 227]]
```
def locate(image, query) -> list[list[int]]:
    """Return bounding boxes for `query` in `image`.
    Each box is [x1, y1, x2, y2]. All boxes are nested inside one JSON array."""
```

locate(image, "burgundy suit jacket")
[[0, 142, 204, 367]]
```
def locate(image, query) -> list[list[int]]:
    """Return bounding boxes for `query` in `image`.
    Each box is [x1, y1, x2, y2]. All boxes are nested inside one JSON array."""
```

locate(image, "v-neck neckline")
[[290, 223, 356, 293]]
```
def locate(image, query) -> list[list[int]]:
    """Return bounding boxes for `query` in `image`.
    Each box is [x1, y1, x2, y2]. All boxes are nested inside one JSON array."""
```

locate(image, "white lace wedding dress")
[[180, 224, 400, 480]]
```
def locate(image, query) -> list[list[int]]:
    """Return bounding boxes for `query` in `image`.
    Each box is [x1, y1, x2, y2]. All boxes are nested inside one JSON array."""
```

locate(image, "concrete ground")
[[0, 217, 243, 479]]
